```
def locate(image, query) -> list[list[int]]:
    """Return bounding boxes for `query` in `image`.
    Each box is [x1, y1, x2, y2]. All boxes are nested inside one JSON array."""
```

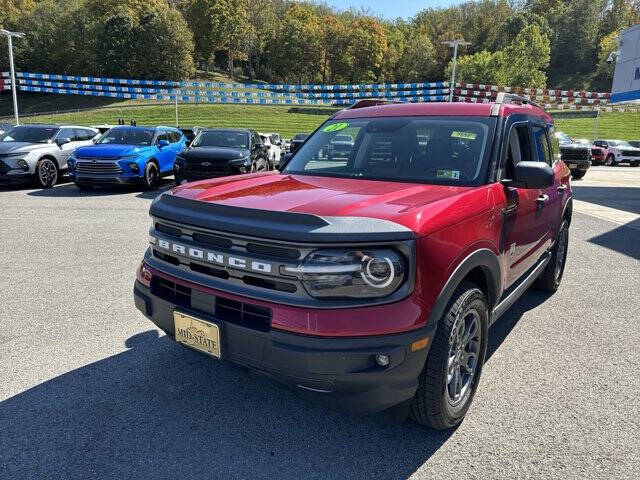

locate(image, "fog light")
[[129, 162, 140, 173], [18, 159, 28, 169], [375, 354, 390, 367]]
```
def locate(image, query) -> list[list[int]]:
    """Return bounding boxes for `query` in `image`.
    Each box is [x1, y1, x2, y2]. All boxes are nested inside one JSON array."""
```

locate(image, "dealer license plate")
[[173, 311, 221, 358]]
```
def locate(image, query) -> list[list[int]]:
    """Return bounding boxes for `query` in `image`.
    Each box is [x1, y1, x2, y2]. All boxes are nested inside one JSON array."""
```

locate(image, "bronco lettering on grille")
[[154, 237, 273, 273]]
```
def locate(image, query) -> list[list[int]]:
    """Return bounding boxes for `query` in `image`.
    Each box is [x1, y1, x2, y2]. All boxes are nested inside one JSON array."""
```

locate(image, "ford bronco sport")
[[134, 95, 572, 430]]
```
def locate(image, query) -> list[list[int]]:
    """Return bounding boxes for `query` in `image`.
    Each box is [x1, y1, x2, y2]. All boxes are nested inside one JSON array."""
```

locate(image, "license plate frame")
[[173, 311, 221, 358], [568, 163, 577, 168]]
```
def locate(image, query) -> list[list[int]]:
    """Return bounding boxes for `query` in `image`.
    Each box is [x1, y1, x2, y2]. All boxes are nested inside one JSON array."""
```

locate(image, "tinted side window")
[[502, 124, 532, 180], [156, 131, 170, 143], [532, 126, 552, 166], [57, 128, 76, 141]]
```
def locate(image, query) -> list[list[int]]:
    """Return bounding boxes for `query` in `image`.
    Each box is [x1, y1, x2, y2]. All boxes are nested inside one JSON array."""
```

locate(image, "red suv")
[[134, 95, 572, 429]]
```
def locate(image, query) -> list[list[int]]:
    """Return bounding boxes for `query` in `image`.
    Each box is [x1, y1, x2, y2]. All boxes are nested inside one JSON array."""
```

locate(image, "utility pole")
[[442, 39, 471, 103], [1, 29, 25, 125]]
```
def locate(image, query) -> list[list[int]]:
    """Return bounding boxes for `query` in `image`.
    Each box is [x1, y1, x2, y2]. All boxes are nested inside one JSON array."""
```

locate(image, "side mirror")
[[56, 137, 71, 148], [278, 153, 292, 171], [503, 161, 554, 189], [158, 139, 170, 148]]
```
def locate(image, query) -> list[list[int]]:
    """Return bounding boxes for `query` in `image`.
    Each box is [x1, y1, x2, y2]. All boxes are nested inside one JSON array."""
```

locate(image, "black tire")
[[35, 158, 59, 188], [535, 219, 569, 293], [571, 170, 586, 180], [409, 282, 488, 430], [605, 154, 616, 166], [251, 158, 269, 173], [631, 161, 639, 167], [141, 161, 160, 191]]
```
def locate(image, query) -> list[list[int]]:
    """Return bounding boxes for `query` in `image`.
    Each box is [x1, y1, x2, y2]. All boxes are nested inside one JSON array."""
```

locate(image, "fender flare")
[[426, 248, 502, 326]]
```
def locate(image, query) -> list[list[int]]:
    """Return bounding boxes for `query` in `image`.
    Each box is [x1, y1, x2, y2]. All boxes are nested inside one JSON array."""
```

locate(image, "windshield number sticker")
[[323, 122, 349, 133], [437, 169, 460, 180], [451, 131, 477, 140]]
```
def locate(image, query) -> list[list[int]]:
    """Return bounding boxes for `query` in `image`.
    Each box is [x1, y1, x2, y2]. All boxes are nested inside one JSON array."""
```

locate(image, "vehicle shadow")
[[588, 217, 640, 260], [572, 185, 640, 216], [25, 180, 174, 198], [0, 330, 453, 480], [486, 290, 550, 361]]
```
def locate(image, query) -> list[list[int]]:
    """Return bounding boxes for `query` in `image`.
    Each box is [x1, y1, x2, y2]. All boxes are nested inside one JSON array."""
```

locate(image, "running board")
[[490, 251, 551, 325]]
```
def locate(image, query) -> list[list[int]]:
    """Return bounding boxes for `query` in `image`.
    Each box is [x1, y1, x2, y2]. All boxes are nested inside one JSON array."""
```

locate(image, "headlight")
[[230, 156, 252, 173], [284, 248, 406, 299]]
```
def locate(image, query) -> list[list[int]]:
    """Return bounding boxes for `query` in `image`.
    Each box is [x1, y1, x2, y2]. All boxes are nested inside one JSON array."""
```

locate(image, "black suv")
[[173, 128, 270, 184]]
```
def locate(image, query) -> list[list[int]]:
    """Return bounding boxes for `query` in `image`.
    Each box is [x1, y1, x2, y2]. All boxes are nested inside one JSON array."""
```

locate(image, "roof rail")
[[346, 99, 400, 110], [491, 92, 543, 116]]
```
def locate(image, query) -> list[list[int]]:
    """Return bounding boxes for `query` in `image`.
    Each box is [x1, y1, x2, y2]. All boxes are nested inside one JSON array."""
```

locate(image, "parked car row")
[[0, 124, 287, 190], [554, 131, 640, 180]]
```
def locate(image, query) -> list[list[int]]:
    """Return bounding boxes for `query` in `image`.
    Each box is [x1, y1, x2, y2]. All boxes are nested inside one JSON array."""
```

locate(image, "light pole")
[[1, 29, 25, 125], [442, 39, 471, 102]]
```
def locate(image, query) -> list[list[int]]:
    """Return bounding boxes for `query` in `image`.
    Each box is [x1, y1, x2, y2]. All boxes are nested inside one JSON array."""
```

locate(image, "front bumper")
[[619, 156, 640, 164], [564, 159, 591, 171], [71, 172, 141, 186], [0, 169, 32, 184], [133, 278, 433, 415]]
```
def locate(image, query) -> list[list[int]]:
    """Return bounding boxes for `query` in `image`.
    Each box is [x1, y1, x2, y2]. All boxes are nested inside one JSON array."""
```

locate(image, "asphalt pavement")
[[1, 167, 639, 479]]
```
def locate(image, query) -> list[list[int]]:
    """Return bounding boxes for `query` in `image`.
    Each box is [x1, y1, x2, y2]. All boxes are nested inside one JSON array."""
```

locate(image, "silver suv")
[[0, 124, 99, 188]]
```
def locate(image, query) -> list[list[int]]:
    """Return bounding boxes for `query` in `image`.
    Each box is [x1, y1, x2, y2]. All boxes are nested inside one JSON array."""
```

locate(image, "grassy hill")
[[553, 112, 640, 141]]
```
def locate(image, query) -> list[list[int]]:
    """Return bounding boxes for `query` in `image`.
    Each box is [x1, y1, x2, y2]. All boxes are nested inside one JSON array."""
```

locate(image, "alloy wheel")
[[39, 159, 57, 187], [555, 227, 568, 283], [446, 309, 481, 407]]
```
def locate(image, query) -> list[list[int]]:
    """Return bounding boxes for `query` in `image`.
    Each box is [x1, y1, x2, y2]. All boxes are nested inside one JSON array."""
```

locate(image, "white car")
[[259, 132, 281, 167], [594, 139, 640, 167], [0, 124, 99, 188]]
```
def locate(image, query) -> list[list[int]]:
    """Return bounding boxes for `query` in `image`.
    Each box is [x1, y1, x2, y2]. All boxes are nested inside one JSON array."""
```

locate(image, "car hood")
[[180, 146, 249, 161], [559, 143, 590, 151], [172, 173, 483, 235], [74, 144, 154, 158], [0, 142, 54, 154]]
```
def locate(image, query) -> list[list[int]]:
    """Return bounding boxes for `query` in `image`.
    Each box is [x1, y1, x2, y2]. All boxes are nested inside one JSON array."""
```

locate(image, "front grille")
[[591, 148, 604, 156], [560, 149, 589, 161], [622, 150, 640, 157], [151, 277, 272, 331], [185, 162, 229, 177], [0, 161, 9, 174], [75, 161, 123, 175], [151, 221, 302, 295]]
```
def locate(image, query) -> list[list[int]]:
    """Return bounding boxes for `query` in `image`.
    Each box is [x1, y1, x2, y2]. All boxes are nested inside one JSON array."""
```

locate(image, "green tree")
[[445, 50, 503, 85], [349, 17, 387, 83], [132, 6, 196, 79], [96, 13, 138, 77], [210, 0, 250, 78], [594, 30, 620, 89], [396, 29, 439, 82], [180, 0, 223, 71]]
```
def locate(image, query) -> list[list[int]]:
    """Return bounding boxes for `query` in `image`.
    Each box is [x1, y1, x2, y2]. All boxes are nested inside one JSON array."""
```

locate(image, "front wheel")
[[141, 162, 160, 191], [535, 219, 569, 293], [571, 170, 586, 180], [605, 155, 616, 166], [35, 158, 58, 188], [409, 282, 488, 430], [631, 161, 639, 167]]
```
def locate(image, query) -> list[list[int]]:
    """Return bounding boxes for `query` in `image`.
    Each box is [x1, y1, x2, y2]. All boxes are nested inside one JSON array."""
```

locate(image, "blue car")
[[68, 126, 186, 190]]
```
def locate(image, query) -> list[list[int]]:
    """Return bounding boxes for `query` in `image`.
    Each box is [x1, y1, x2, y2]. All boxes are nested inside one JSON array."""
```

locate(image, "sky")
[[320, 0, 464, 19]]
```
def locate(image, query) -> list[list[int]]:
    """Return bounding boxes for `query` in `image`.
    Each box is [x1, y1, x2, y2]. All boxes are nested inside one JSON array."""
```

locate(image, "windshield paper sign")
[[611, 24, 640, 103]]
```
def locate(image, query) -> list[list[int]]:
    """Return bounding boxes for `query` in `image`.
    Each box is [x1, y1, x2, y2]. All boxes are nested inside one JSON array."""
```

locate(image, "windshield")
[[555, 132, 572, 144], [283, 116, 495, 185], [0, 126, 58, 143], [192, 130, 249, 148], [98, 128, 155, 146], [609, 140, 631, 147]]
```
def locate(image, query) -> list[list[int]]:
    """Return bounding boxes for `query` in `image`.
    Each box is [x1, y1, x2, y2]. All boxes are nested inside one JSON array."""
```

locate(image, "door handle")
[[536, 194, 549, 206], [557, 185, 567, 194]]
